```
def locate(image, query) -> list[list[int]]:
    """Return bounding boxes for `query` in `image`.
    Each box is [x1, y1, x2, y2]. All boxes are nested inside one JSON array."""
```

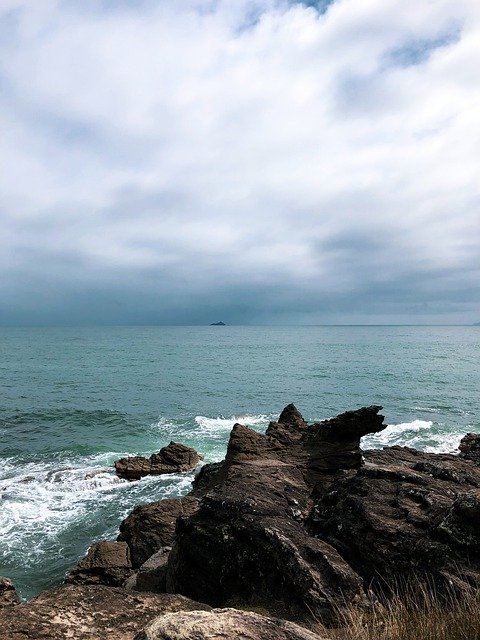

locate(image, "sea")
[[0, 325, 478, 600]]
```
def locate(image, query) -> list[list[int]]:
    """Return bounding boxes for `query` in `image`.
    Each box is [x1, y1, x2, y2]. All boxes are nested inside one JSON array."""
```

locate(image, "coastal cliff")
[[2, 404, 480, 639]]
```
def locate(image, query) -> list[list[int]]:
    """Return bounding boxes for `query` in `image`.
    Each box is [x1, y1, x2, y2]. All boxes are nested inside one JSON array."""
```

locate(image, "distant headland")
[[210, 321, 226, 326]]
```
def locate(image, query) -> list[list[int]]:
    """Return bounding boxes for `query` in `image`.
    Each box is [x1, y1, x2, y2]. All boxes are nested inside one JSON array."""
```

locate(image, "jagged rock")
[[459, 432, 480, 464], [309, 445, 480, 595], [66, 541, 134, 586], [127, 548, 171, 593], [164, 405, 382, 623], [115, 442, 202, 481], [0, 585, 211, 640], [166, 459, 366, 623], [0, 577, 20, 607], [191, 462, 225, 495], [135, 608, 328, 640], [118, 496, 199, 567], [228, 405, 386, 489]]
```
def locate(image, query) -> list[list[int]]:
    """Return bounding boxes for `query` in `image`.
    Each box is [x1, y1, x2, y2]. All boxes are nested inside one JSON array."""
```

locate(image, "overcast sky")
[[1, 0, 479, 325]]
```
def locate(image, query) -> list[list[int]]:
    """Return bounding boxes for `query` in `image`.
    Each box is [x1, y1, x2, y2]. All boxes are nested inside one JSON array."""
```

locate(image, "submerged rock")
[[115, 441, 202, 480], [66, 541, 134, 587], [135, 608, 327, 640], [0, 577, 20, 607], [0, 585, 211, 640]]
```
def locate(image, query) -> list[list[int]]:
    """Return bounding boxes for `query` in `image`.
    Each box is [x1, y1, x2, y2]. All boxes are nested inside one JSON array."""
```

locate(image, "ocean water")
[[0, 325, 478, 599]]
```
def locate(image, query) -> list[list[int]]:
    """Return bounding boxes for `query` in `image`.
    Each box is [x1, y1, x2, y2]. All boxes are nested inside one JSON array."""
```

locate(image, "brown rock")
[[459, 432, 480, 464], [118, 496, 199, 567], [66, 541, 133, 586], [131, 548, 171, 593], [115, 442, 203, 481], [166, 459, 366, 624], [0, 584, 211, 640], [0, 577, 20, 607], [134, 608, 328, 640], [309, 445, 480, 595], [164, 405, 381, 623]]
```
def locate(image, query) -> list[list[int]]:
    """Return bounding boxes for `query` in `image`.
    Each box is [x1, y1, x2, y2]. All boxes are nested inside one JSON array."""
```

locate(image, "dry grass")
[[326, 586, 480, 640]]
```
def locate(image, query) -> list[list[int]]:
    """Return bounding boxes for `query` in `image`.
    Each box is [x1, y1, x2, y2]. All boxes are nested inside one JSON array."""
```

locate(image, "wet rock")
[[118, 496, 199, 567], [0, 577, 20, 607], [115, 442, 203, 481], [0, 584, 211, 640], [135, 608, 327, 640], [66, 541, 134, 587]]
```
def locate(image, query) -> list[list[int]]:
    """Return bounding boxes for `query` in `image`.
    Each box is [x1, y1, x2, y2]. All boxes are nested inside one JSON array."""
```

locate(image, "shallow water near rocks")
[[0, 325, 478, 599]]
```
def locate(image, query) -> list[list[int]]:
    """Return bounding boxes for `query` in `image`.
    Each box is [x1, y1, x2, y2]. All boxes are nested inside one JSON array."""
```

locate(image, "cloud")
[[0, 0, 479, 324]]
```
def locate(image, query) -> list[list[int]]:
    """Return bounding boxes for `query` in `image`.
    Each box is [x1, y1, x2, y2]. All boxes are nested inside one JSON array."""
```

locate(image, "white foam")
[[362, 419, 433, 448], [0, 450, 195, 569], [194, 414, 270, 435]]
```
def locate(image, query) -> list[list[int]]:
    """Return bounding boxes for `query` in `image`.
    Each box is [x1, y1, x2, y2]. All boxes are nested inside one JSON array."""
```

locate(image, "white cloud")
[[0, 0, 479, 323]]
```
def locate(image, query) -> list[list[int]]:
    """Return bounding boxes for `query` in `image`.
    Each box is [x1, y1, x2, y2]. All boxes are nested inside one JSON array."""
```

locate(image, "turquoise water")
[[1, 325, 479, 599]]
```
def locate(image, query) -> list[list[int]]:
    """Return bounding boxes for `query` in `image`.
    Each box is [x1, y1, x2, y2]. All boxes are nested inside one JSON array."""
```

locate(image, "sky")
[[1, 0, 479, 325]]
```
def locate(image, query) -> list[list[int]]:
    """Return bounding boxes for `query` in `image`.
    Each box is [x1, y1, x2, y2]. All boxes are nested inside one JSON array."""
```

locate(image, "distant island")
[[474, 322, 480, 326], [210, 321, 226, 326]]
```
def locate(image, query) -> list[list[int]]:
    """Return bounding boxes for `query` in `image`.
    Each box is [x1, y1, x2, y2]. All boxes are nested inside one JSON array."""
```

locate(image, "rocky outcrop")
[[66, 541, 134, 587], [0, 584, 211, 640], [309, 445, 480, 595], [135, 608, 328, 640], [0, 577, 20, 607], [6, 401, 480, 639], [118, 496, 199, 567], [115, 442, 202, 481], [164, 406, 385, 623]]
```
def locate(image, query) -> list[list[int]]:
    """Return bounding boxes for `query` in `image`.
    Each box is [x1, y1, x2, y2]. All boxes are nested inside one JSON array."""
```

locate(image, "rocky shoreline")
[[1, 404, 479, 639]]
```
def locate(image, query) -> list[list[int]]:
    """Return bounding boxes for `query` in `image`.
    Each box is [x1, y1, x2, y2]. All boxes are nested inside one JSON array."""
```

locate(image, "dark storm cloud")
[[0, 0, 479, 325]]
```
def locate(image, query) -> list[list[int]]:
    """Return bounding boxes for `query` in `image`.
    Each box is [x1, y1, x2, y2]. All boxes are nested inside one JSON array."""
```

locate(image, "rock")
[[66, 541, 134, 586], [459, 432, 480, 464], [166, 459, 366, 624], [118, 496, 199, 567], [164, 405, 382, 623], [0, 577, 20, 607], [309, 445, 480, 595], [115, 442, 203, 481], [191, 462, 225, 495], [0, 584, 211, 640], [135, 608, 327, 640], [128, 548, 171, 593]]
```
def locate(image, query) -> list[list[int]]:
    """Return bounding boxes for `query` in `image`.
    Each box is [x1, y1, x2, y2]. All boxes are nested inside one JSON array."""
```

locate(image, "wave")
[[362, 419, 467, 454], [194, 414, 271, 435]]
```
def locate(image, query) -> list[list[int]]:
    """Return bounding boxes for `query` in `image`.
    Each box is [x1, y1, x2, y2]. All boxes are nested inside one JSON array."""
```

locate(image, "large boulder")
[[164, 405, 383, 623], [0, 577, 20, 607], [0, 584, 211, 640], [309, 445, 480, 595], [115, 442, 202, 480], [118, 496, 199, 567], [66, 541, 134, 586], [135, 608, 328, 640]]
